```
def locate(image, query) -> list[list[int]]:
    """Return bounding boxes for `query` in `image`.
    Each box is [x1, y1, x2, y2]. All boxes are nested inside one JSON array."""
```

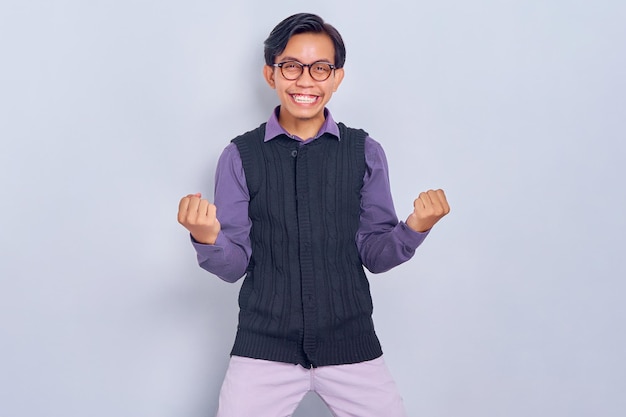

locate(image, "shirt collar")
[[264, 106, 341, 143]]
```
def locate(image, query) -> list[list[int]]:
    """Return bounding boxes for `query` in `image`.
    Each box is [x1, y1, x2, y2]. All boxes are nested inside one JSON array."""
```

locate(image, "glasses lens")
[[280, 61, 303, 80], [310, 62, 333, 81]]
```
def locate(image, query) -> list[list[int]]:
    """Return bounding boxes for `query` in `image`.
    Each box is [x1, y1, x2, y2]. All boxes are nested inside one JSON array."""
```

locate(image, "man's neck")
[[278, 112, 325, 141]]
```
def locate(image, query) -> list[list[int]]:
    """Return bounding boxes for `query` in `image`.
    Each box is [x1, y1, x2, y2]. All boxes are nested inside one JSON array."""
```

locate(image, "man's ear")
[[332, 68, 345, 92], [263, 65, 276, 89]]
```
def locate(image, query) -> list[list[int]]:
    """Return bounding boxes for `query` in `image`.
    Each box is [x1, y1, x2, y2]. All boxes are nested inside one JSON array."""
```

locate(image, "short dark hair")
[[264, 13, 346, 68]]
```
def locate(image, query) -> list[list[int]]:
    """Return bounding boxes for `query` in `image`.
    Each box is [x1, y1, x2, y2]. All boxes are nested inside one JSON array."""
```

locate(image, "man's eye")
[[313, 64, 330, 72]]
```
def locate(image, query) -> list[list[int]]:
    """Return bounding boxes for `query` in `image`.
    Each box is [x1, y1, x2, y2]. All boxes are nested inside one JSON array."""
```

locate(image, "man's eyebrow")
[[277, 56, 333, 64]]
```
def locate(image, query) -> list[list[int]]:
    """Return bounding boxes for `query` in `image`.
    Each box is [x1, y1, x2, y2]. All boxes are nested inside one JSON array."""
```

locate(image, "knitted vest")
[[230, 123, 382, 368]]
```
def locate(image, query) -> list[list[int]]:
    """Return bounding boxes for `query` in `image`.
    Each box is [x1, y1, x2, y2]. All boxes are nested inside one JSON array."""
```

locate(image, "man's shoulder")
[[336, 122, 369, 142], [231, 123, 266, 144]]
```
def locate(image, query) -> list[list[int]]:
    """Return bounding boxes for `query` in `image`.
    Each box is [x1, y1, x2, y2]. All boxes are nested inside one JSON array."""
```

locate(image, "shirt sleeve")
[[190, 143, 252, 282], [356, 137, 429, 273]]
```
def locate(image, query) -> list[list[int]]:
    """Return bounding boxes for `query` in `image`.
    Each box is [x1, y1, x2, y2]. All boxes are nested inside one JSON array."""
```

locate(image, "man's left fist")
[[406, 189, 450, 233]]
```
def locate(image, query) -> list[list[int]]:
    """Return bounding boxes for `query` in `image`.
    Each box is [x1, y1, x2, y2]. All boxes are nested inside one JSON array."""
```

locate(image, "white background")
[[1, 1, 624, 416]]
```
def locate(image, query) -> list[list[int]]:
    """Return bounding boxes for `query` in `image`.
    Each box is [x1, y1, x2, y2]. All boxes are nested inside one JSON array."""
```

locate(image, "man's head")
[[263, 13, 346, 134], [264, 13, 346, 69]]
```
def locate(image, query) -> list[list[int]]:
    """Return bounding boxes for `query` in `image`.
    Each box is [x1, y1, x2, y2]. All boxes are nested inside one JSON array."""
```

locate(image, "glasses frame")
[[273, 60, 336, 81]]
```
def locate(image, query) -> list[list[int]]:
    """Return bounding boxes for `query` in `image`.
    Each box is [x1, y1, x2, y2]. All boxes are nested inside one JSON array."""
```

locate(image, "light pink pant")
[[216, 355, 408, 417]]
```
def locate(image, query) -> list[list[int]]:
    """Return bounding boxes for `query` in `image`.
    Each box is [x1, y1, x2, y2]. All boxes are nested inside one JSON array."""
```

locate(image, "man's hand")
[[406, 189, 450, 233], [177, 193, 221, 244]]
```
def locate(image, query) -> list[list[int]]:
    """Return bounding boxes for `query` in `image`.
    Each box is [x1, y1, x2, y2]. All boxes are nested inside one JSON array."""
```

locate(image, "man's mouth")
[[291, 94, 319, 104]]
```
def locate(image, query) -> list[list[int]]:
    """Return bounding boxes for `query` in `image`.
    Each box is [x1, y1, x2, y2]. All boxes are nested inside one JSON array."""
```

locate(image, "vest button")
[[291, 150, 298, 158]]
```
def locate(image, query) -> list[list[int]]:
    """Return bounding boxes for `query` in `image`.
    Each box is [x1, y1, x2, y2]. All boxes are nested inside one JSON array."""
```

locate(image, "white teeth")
[[292, 95, 317, 104]]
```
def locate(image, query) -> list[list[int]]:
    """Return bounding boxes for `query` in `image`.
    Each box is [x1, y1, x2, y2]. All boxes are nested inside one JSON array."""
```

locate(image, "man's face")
[[263, 32, 344, 128]]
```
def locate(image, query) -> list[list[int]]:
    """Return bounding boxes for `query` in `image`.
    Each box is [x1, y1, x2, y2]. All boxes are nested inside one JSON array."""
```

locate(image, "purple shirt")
[[192, 108, 428, 282]]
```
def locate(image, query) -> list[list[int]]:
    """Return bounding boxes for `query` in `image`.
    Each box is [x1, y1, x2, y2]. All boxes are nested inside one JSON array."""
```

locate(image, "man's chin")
[[282, 105, 325, 121]]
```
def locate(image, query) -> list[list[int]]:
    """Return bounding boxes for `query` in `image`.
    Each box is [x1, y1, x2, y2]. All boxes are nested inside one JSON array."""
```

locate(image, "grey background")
[[1, 0, 624, 416]]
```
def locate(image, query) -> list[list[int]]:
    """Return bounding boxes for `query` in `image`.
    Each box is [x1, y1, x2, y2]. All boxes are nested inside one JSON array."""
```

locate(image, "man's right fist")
[[177, 193, 221, 245]]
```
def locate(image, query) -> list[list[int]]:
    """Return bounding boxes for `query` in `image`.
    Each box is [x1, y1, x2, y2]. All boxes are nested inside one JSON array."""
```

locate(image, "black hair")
[[264, 13, 346, 68]]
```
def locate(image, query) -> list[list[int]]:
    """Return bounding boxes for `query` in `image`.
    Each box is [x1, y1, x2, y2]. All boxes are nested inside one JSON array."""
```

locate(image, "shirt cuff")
[[397, 221, 430, 251], [190, 233, 225, 254]]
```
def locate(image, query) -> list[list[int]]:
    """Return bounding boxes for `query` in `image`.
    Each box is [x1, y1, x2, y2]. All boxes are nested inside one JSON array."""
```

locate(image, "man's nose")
[[295, 68, 315, 86]]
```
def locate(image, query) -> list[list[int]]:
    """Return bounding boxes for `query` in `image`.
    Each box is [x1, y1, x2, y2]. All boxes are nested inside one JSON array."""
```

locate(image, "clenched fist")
[[177, 193, 221, 244], [406, 189, 450, 233]]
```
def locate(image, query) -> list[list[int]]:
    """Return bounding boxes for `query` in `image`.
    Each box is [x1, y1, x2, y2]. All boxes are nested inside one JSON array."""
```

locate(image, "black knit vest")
[[230, 123, 383, 368]]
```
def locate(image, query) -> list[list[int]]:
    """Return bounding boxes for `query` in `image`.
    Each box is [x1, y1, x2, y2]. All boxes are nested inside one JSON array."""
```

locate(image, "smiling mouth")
[[291, 94, 319, 104]]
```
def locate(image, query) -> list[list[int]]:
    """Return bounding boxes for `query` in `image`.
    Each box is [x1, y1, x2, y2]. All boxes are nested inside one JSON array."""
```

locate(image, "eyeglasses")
[[273, 60, 336, 81]]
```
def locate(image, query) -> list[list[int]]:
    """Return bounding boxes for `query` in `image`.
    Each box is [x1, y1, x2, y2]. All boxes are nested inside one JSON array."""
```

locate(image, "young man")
[[178, 13, 449, 417]]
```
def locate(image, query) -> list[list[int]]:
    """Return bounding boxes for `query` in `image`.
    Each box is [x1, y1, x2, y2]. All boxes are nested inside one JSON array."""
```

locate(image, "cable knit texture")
[[231, 123, 382, 368]]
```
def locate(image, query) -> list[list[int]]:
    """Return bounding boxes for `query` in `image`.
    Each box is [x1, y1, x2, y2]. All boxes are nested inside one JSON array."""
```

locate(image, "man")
[[178, 13, 450, 417]]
